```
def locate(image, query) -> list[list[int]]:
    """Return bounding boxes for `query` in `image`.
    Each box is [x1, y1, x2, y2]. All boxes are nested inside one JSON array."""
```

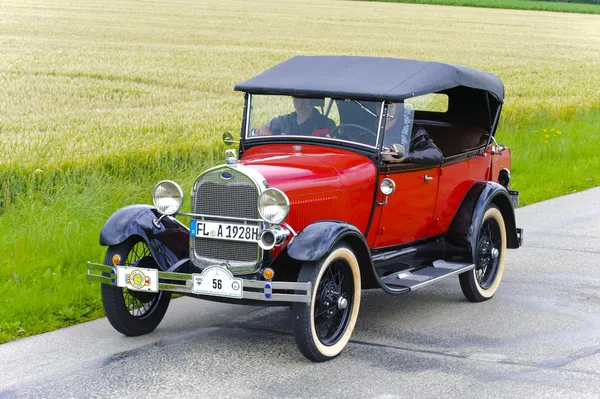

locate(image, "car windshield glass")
[[381, 102, 415, 151], [247, 95, 381, 148]]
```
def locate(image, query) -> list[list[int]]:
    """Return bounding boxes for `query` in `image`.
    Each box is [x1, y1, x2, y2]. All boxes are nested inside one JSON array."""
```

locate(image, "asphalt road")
[[2, 188, 600, 398]]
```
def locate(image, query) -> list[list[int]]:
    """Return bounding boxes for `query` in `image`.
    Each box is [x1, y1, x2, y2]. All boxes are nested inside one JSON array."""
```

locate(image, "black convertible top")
[[234, 56, 504, 103]]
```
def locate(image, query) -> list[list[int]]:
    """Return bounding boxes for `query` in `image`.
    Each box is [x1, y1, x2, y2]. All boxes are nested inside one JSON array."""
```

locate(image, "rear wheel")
[[459, 205, 507, 302], [292, 244, 361, 362], [101, 237, 171, 336]]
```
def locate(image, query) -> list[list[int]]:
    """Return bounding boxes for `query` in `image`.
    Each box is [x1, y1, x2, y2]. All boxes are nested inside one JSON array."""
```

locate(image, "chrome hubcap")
[[337, 297, 348, 310], [491, 248, 499, 259]]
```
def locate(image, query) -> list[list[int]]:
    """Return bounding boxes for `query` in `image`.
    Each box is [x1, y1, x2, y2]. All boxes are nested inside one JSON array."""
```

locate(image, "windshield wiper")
[[353, 100, 377, 118]]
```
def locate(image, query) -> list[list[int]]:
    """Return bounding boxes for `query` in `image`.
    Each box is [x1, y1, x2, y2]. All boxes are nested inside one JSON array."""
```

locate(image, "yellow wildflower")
[[544, 135, 550, 138], [544, 140, 549, 143], [556, 131, 561, 135], [543, 129, 547, 133]]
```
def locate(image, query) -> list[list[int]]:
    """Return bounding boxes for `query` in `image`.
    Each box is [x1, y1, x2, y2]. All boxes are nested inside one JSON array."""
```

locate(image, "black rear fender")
[[99, 205, 189, 270], [446, 182, 520, 263]]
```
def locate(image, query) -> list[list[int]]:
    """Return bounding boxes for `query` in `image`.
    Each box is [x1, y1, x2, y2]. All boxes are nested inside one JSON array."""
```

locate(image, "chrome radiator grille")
[[191, 167, 260, 274]]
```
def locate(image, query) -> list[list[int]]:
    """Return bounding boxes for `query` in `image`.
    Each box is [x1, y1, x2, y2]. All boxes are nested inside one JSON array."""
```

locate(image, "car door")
[[428, 151, 492, 237], [367, 101, 440, 248], [369, 165, 440, 248]]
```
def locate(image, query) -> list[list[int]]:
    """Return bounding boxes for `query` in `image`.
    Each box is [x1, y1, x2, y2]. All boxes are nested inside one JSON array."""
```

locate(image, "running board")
[[380, 260, 474, 292]]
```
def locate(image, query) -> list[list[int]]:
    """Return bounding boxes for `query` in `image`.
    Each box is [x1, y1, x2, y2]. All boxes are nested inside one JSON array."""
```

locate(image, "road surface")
[[2, 188, 600, 398]]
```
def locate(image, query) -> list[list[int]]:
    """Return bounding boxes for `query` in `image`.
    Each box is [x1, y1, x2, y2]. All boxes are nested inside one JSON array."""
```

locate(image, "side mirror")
[[222, 131, 238, 146], [390, 144, 407, 161], [381, 144, 407, 162]]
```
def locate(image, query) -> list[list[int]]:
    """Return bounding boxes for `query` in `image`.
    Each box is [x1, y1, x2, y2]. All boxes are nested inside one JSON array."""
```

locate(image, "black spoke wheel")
[[292, 244, 361, 362], [459, 205, 507, 302], [101, 236, 171, 336]]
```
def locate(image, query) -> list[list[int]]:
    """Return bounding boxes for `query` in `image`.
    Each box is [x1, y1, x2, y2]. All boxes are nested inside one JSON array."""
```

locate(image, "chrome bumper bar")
[[86, 262, 311, 303]]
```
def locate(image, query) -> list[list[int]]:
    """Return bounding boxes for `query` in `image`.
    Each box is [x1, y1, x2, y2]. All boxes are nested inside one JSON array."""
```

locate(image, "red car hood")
[[240, 144, 374, 197], [240, 143, 376, 234]]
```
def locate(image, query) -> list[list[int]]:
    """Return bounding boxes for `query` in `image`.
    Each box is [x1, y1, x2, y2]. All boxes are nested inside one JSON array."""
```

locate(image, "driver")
[[379, 103, 443, 165], [252, 97, 335, 137]]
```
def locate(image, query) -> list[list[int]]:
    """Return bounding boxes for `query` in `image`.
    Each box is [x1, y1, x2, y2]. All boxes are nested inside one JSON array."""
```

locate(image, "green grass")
[[359, 0, 600, 14], [499, 111, 600, 203], [1, 0, 599, 343], [0, 146, 226, 343]]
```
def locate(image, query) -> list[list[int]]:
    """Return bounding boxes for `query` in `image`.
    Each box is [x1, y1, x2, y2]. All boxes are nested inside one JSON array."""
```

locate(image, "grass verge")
[[0, 144, 226, 343], [358, 0, 600, 14], [499, 110, 600, 204]]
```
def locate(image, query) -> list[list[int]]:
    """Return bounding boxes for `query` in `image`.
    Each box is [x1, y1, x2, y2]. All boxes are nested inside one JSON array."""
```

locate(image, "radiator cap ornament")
[[225, 149, 237, 165]]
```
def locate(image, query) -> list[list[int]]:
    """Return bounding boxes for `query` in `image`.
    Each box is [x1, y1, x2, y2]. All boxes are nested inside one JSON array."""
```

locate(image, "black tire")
[[292, 244, 361, 362], [459, 205, 507, 302], [101, 236, 171, 336]]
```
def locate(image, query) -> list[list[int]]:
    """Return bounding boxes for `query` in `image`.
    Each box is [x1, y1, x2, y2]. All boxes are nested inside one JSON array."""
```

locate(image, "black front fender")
[[282, 221, 380, 289], [286, 221, 365, 261], [99, 205, 189, 270]]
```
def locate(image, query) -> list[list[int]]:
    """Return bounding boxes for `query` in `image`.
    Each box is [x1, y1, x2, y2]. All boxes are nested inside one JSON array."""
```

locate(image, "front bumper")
[[86, 262, 311, 303]]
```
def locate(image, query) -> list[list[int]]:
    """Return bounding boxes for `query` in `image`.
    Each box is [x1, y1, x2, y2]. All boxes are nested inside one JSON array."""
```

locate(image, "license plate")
[[116, 266, 159, 293], [190, 220, 260, 243], [192, 266, 243, 299]]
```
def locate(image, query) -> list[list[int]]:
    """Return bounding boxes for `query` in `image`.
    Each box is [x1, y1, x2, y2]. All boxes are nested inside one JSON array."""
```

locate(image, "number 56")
[[213, 279, 222, 289]]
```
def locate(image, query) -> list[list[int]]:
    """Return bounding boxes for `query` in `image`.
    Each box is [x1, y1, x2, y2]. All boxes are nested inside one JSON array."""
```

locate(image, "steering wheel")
[[329, 124, 377, 145]]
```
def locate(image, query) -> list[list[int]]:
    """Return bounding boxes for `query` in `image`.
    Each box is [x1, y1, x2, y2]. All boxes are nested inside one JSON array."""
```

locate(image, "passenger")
[[252, 97, 335, 137], [380, 103, 443, 165]]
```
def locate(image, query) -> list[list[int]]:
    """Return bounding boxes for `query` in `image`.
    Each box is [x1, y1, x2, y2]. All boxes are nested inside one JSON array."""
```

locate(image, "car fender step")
[[380, 260, 474, 291]]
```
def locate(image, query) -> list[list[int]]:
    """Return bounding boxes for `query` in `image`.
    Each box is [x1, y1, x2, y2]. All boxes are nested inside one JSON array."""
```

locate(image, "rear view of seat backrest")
[[416, 122, 489, 157]]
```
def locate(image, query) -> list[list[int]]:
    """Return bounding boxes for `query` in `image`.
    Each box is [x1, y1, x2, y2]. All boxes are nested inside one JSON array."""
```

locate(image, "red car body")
[[240, 141, 513, 249]]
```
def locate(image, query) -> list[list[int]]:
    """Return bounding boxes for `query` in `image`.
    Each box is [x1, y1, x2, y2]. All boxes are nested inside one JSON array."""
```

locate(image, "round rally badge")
[[129, 270, 147, 289]]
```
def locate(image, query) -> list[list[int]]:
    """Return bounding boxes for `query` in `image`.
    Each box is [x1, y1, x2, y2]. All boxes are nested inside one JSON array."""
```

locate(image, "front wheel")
[[101, 236, 171, 336], [459, 205, 507, 302], [292, 244, 361, 362]]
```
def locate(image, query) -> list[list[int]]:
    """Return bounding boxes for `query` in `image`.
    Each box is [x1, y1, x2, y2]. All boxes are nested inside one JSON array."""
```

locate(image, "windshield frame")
[[243, 93, 385, 151]]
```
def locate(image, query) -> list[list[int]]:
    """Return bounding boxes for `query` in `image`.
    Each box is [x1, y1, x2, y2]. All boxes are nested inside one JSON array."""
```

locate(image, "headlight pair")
[[153, 180, 290, 224]]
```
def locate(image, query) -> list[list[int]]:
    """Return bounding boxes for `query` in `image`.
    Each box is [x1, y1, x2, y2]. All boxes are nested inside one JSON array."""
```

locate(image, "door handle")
[[424, 174, 434, 182]]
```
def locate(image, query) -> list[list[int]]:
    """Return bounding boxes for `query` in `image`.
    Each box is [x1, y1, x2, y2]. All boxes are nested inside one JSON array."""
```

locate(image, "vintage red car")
[[87, 56, 522, 362]]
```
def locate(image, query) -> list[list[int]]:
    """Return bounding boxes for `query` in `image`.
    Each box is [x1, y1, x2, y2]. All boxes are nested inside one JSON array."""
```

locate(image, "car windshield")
[[381, 102, 415, 152], [246, 95, 383, 148]]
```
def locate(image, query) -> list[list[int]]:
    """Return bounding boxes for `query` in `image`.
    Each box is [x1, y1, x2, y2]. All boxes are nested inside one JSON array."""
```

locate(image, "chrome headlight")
[[258, 188, 290, 224], [153, 180, 184, 216]]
